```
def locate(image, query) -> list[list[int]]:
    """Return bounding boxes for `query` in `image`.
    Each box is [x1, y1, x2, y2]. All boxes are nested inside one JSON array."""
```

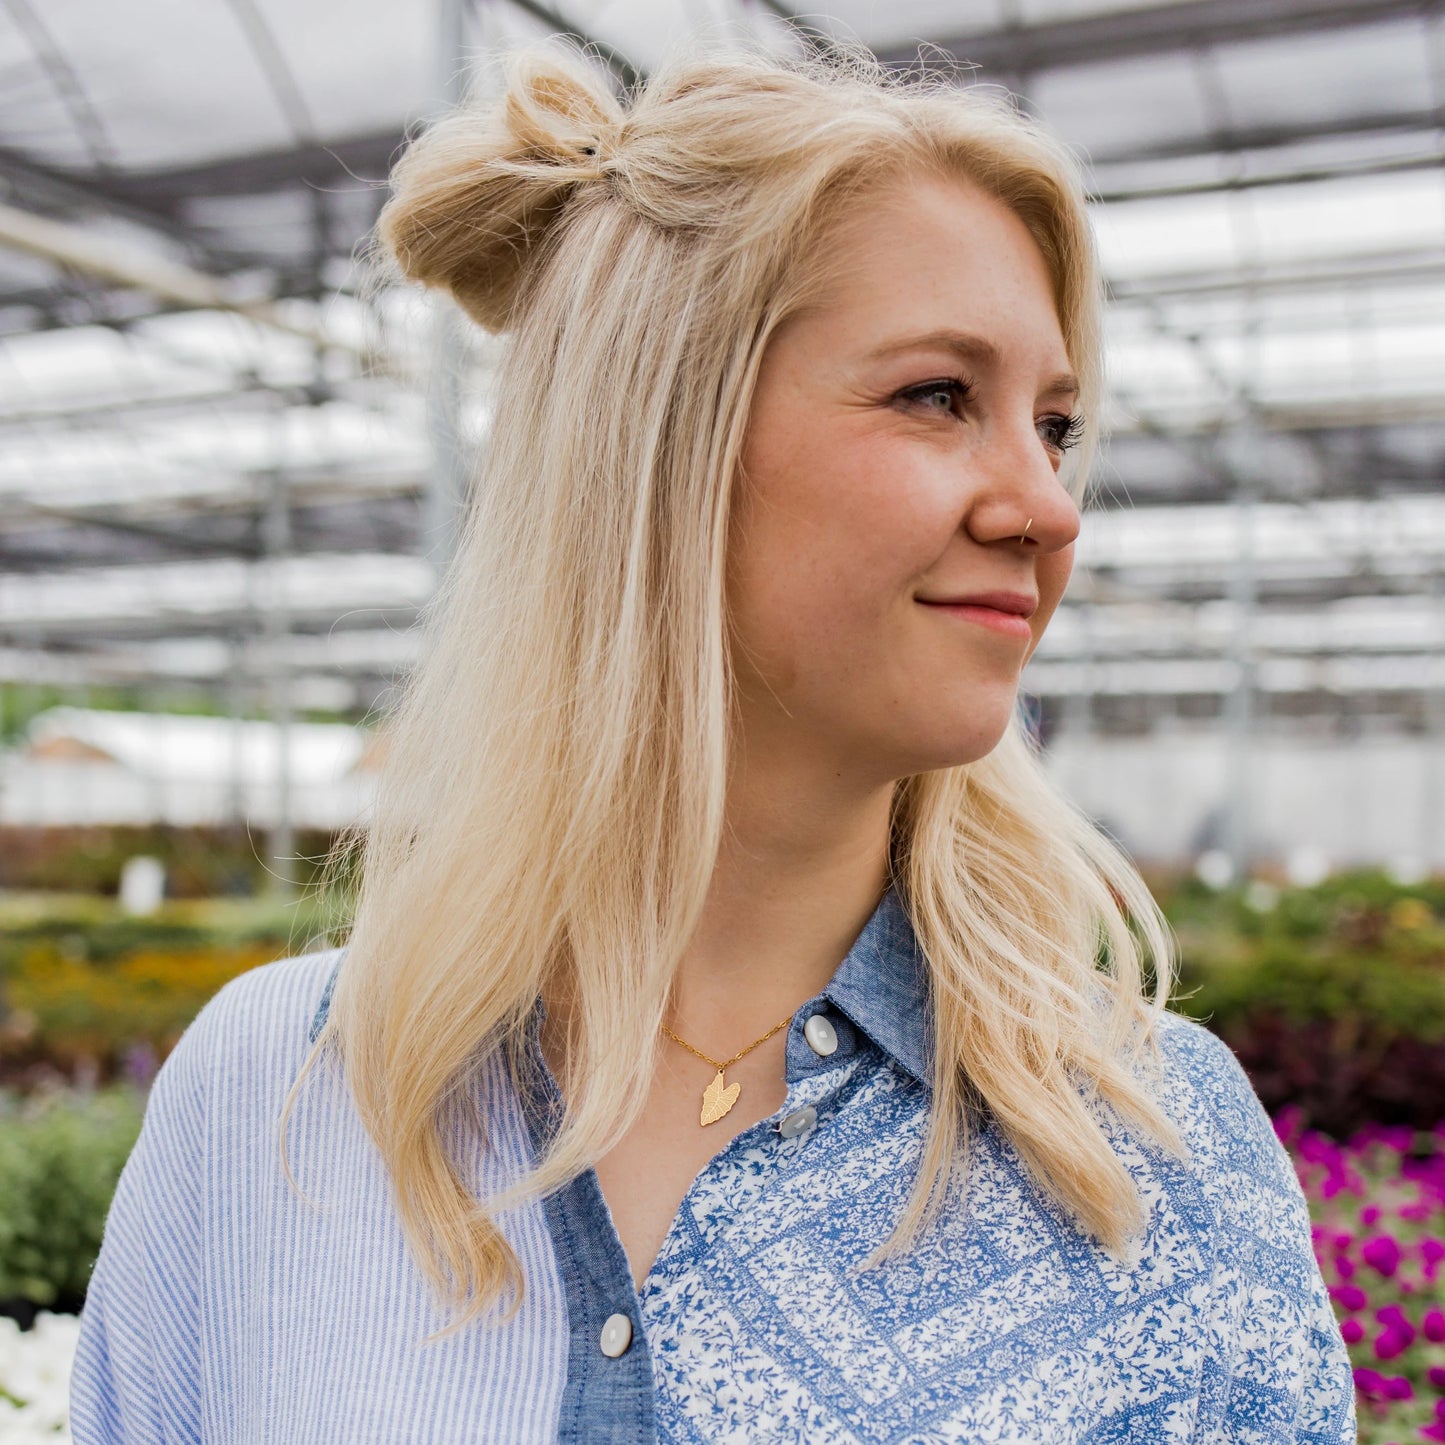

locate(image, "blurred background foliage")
[[1, 857, 1442, 1408], [1166, 869, 1445, 1134]]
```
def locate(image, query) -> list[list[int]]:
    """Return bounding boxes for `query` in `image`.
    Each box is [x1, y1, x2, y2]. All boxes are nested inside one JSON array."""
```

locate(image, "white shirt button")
[[803, 1014, 838, 1057], [599, 1313, 633, 1358], [778, 1105, 818, 1139]]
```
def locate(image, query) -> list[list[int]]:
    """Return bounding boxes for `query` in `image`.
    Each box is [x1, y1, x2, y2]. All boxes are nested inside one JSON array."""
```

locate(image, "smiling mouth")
[[916, 599, 1034, 639]]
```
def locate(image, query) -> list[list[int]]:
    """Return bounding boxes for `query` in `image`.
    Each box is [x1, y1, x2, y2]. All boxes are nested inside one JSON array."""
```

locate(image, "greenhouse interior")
[[0, 1, 1442, 1439]]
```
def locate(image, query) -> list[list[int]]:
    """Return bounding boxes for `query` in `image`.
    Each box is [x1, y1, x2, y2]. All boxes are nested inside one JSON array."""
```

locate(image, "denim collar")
[[818, 883, 931, 1086], [308, 885, 932, 1086]]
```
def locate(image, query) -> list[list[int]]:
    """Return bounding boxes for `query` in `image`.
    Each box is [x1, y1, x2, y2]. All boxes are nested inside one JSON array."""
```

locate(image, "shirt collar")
[[308, 885, 932, 1085], [817, 884, 931, 1087]]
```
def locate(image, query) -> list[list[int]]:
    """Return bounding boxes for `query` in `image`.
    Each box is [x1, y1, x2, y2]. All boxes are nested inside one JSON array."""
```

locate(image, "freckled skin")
[[584, 175, 1089, 1291], [728, 173, 1083, 789]]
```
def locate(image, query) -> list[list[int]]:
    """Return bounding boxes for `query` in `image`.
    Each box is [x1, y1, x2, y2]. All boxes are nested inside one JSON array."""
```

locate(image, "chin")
[[881, 718, 1016, 780]]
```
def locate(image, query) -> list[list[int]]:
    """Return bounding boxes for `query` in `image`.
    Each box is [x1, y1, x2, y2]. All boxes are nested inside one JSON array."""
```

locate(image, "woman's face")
[[728, 171, 1084, 784]]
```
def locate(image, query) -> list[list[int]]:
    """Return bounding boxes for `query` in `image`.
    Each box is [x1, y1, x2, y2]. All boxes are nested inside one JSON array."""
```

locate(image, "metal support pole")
[[1067, 599, 1097, 815], [262, 415, 295, 895], [424, 0, 472, 578], [225, 634, 247, 829], [1423, 578, 1445, 871], [1221, 462, 1258, 885]]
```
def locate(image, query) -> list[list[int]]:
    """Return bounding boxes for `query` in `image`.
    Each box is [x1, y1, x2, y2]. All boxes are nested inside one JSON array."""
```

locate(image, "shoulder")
[[1150, 1008, 1273, 1133], [194, 946, 341, 1050], [1141, 1009, 1300, 1199], [1137, 1016, 1357, 1438], [147, 947, 343, 1123]]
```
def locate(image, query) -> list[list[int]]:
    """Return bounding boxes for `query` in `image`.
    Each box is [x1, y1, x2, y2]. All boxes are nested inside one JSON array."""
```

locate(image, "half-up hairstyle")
[[281, 36, 1181, 1341]]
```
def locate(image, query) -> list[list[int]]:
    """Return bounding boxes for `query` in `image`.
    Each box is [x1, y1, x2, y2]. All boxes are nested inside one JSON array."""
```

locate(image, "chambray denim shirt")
[[71, 888, 1355, 1443]]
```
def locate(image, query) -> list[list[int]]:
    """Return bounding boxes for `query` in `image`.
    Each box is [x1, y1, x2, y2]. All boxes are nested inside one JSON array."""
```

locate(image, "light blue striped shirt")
[[70, 889, 1355, 1442]]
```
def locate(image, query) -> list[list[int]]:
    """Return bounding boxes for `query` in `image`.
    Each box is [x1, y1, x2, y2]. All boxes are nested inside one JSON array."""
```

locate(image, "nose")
[[963, 419, 1081, 553]]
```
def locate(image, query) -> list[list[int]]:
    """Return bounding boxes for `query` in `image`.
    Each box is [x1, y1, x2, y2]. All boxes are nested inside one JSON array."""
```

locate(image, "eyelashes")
[[896, 377, 1086, 455], [897, 377, 975, 415], [1037, 412, 1086, 454]]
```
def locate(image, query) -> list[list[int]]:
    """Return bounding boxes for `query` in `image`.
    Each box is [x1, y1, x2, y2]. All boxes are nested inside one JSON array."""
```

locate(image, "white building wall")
[[1043, 723, 1445, 872]]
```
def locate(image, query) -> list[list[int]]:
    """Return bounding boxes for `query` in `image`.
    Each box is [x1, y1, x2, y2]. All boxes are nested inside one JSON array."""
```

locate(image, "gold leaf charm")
[[700, 1069, 741, 1126]]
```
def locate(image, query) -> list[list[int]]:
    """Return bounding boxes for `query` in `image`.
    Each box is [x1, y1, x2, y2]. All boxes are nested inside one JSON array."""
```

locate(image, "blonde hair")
[[281, 36, 1180, 1341]]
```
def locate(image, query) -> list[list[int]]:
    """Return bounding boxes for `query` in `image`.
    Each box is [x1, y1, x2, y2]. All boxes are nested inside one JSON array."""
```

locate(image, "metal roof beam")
[[497, 0, 646, 90], [1106, 249, 1445, 300], [105, 130, 403, 206], [1094, 150, 1443, 202], [1090, 107, 1445, 168], [0, 145, 262, 274], [0, 200, 371, 356], [876, 0, 1434, 72]]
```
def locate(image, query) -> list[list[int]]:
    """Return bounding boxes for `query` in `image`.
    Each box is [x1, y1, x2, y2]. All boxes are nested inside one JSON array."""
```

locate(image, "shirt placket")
[[515, 999, 871, 1445]]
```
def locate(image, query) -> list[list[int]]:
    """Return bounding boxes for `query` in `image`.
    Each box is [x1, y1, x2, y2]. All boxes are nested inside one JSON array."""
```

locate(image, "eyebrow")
[[864, 328, 1080, 402]]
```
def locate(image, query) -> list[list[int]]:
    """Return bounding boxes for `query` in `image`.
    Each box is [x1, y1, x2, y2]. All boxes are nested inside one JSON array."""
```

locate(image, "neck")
[[666, 742, 894, 1050]]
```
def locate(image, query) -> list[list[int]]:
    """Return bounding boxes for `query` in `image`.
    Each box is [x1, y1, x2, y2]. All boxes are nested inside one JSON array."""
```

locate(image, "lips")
[[917, 590, 1037, 618]]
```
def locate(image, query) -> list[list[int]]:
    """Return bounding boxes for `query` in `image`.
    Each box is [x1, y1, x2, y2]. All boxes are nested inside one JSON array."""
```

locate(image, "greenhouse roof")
[[1, 0, 1441, 716]]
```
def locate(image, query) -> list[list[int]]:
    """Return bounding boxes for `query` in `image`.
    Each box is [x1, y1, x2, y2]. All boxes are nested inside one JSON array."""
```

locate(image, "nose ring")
[[1020, 518, 1033, 545]]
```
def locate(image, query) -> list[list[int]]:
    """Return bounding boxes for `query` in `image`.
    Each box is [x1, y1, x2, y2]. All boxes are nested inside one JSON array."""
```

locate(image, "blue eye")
[[1038, 413, 1086, 454], [900, 378, 974, 416]]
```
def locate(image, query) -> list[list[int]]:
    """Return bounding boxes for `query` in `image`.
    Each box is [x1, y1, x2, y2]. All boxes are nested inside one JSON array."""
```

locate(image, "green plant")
[[0, 1087, 145, 1309]]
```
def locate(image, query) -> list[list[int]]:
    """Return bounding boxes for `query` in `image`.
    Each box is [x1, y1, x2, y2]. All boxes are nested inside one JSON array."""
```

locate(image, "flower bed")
[[1281, 1109, 1445, 1442], [0, 1311, 77, 1440], [4, 1105, 1443, 1438], [1169, 872, 1445, 1138]]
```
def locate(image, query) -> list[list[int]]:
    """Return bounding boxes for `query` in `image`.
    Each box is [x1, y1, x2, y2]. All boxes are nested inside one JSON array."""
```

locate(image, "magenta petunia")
[[1373, 1328, 1410, 1361], [1353, 1366, 1387, 1399], [1362, 1234, 1403, 1277]]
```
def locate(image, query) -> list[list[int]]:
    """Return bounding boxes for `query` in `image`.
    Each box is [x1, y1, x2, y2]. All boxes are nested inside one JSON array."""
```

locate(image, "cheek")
[[729, 433, 933, 684], [738, 429, 940, 600], [1031, 544, 1075, 640]]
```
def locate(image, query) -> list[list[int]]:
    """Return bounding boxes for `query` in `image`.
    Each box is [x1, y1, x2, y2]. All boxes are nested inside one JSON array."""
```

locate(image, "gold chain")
[[661, 1012, 795, 1126], [660, 1014, 792, 1072]]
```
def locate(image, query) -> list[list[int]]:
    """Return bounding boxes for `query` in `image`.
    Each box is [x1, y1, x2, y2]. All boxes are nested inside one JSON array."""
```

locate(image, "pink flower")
[[1335, 1256, 1357, 1281], [1426, 1309, 1445, 1345], [1382, 1373, 1413, 1401], [1429, 1364, 1445, 1391], [1362, 1235, 1403, 1278], [1354, 1366, 1388, 1399], [1373, 1328, 1410, 1361], [1331, 1284, 1368, 1312], [1340, 1319, 1364, 1345], [1380, 1125, 1414, 1152], [1362, 1204, 1382, 1227]]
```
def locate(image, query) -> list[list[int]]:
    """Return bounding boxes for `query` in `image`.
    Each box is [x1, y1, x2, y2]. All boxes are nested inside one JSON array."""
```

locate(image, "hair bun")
[[377, 47, 626, 332]]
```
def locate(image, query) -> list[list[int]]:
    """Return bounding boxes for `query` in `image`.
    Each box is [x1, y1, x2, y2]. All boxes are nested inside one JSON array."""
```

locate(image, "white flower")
[[0, 1312, 80, 1439]]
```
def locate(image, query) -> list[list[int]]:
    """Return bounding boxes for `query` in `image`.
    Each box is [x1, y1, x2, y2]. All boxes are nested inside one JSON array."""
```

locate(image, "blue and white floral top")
[[71, 888, 1355, 1443]]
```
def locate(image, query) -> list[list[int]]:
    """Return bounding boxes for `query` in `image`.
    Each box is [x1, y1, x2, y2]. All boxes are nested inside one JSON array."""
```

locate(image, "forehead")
[[791, 172, 1067, 363]]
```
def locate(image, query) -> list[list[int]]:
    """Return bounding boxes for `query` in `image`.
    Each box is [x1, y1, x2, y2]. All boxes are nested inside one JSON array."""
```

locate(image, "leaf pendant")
[[700, 1069, 741, 1126]]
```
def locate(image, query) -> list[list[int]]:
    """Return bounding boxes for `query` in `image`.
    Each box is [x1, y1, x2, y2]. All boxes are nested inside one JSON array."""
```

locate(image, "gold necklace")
[[660, 1014, 793, 1126]]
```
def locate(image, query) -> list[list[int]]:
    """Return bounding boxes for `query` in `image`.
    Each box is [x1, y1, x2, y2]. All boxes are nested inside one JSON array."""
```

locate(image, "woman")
[[70, 38, 1354, 1444]]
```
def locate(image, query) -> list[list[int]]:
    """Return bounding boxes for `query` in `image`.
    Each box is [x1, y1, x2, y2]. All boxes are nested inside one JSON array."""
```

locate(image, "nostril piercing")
[[1020, 518, 1033, 544]]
